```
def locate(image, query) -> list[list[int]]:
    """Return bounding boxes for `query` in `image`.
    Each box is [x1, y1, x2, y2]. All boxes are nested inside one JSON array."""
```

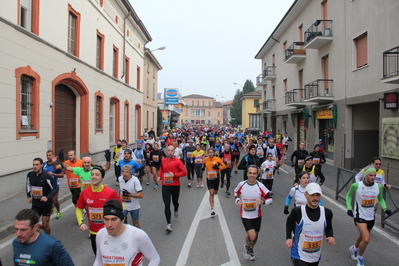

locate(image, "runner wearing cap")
[[286, 183, 335, 265], [299, 156, 325, 186]]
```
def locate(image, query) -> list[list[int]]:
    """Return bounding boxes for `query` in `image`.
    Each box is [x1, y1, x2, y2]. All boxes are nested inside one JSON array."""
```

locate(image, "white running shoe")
[[243, 245, 250, 260], [349, 245, 358, 261], [211, 209, 215, 216], [166, 224, 173, 232]]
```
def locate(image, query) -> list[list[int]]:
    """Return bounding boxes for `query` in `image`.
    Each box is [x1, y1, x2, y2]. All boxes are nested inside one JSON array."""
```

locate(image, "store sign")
[[384, 92, 398, 110], [161, 110, 169, 124], [316, 109, 333, 119], [164, 88, 180, 105]]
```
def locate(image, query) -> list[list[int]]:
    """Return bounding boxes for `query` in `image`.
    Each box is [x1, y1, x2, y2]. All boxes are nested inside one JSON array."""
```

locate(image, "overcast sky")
[[130, 0, 294, 102]]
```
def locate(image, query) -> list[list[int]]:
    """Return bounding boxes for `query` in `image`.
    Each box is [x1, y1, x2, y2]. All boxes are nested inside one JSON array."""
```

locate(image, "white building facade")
[[255, 0, 399, 183], [0, 0, 152, 199]]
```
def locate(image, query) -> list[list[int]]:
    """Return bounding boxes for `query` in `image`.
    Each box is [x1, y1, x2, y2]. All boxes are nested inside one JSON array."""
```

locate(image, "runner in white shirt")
[[94, 199, 160, 266], [284, 171, 311, 215], [234, 165, 272, 261], [260, 153, 276, 194], [118, 165, 143, 228]]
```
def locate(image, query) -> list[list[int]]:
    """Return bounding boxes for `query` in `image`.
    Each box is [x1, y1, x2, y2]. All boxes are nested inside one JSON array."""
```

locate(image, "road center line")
[[176, 191, 240, 265]]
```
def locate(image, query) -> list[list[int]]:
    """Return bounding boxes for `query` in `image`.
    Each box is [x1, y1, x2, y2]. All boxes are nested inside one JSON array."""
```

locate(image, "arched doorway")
[[135, 104, 142, 140], [54, 84, 76, 153], [52, 71, 89, 154]]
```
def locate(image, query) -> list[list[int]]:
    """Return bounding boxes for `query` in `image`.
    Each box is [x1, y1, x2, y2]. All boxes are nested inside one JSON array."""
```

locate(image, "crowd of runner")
[[11, 124, 394, 266]]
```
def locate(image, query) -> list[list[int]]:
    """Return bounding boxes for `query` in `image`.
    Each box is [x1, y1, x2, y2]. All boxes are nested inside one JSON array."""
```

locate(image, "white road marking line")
[[322, 193, 399, 246], [279, 167, 289, 174], [0, 203, 75, 250], [176, 191, 240, 266]]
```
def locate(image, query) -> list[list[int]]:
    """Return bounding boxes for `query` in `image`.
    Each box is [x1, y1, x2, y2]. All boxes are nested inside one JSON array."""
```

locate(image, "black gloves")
[[284, 206, 290, 215], [347, 210, 353, 217], [212, 164, 219, 169], [291, 162, 295, 167], [201, 167, 205, 172], [58, 150, 64, 162], [265, 168, 270, 171], [122, 189, 130, 197], [104, 150, 111, 161], [385, 209, 392, 216]]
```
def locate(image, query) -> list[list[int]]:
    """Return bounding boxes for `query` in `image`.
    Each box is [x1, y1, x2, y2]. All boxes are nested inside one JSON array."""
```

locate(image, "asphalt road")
[[1, 163, 399, 266]]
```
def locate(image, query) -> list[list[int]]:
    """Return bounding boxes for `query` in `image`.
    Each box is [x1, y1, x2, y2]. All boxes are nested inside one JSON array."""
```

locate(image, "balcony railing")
[[285, 89, 306, 106], [262, 99, 276, 112], [304, 79, 333, 98], [263, 66, 276, 80], [383, 45, 399, 83], [304, 20, 333, 49], [256, 74, 266, 85], [284, 42, 306, 63]]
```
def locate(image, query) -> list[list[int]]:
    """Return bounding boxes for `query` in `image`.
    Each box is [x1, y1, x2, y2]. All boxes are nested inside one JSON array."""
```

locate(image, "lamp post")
[[233, 82, 243, 89], [150, 46, 166, 52]]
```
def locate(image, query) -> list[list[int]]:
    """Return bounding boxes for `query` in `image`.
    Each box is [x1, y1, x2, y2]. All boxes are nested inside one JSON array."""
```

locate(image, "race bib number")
[[225, 160, 232, 168], [69, 178, 79, 188], [187, 152, 193, 158], [298, 159, 304, 166], [243, 200, 257, 212], [31, 186, 43, 199], [215, 150, 220, 156], [136, 159, 142, 164], [164, 173, 173, 184], [195, 158, 203, 164], [207, 170, 217, 180], [209, 137, 215, 141], [302, 240, 322, 253], [266, 173, 273, 178], [82, 179, 92, 188], [313, 158, 320, 165], [153, 155, 159, 162], [89, 207, 104, 224], [361, 199, 375, 208], [120, 193, 131, 203], [103, 264, 125, 266]]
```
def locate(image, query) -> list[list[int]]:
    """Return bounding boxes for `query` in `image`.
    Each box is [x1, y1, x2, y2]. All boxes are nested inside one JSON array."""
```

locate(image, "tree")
[[157, 106, 163, 136], [243, 79, 255, 94], [230, 89, 243, 126]]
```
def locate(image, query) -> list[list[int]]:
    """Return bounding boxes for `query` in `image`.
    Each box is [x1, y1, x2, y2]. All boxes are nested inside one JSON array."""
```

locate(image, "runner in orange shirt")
[[64, 150, 83, 205], [203, 148, 226, 217]]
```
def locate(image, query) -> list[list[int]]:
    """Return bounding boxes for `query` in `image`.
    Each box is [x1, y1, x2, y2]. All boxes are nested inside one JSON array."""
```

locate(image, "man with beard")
[[291, 142, 309, 175]]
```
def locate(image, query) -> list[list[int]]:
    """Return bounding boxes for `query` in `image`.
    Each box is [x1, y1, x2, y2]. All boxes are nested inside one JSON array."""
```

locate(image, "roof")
[[120, 0, 152, 42], [182, 94, 214, 99], [240, 90, 262, 100], [222, 100, 234, 105], [255, 0, 311, 59]]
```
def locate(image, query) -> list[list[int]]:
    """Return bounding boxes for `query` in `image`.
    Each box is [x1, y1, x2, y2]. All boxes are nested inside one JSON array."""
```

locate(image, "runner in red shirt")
[[275, 137, 285, 174], [75, 166, 122, 255], [158, 145, 187, 232]]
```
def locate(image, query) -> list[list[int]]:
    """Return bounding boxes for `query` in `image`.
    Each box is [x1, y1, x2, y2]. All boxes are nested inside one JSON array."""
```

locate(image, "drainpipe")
[[121, 11, 131, 80]]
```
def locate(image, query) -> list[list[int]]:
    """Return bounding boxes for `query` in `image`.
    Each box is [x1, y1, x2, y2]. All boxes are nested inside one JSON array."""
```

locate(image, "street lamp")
[[150, 46, 166, 52], [233, 82, 243, 88]]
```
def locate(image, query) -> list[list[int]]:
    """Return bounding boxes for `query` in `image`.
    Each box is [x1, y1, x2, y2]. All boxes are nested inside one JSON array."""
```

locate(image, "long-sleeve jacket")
[[159, 157, 187, 186]]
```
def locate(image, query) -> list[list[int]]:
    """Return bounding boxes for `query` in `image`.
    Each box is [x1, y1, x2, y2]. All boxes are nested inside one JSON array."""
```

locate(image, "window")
[[146, 79, 150, 98], [254, 99, 260, 107], [19, 0, 39, 35], [249, 114, 261, 128], [152, 83, 155, 100], [113, 45, 119, 78], [298, 24, 303, 42], [208, 101, 211, 106], [136, 66, 141, 91], [192, 100, 194, 106], [283, 79, 287, 91], [146, 111, 149, 127], [218, 111, 221, 117], [355, 33, 368, 68], [208, 111, 211, 116], [16, 66, 40, 139], [125, 56, 130, 84], [202, 101, 204, 106], [153, 68, 156, 78], [68, 4, 80, 57], [95, 91, 104, 132], [96, 30, 105, 70], [197, 101, 199, 106], [147, 61, 150, 73], [185, 110, 188, 116], [191, 109, 205, 117]]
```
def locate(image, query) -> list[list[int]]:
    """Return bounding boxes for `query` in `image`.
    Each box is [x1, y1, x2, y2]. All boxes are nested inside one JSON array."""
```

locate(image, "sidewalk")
[[0, 161, 115, 240]]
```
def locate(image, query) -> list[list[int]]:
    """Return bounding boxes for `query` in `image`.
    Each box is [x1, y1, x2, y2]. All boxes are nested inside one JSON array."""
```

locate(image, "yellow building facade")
[[241, 91, 262, 129]]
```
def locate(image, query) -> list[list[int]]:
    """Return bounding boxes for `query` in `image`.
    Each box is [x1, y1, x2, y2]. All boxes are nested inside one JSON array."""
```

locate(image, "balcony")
[[304, 79, 334, 103], [263, 66, 276, 81], [285, 89, 306, 107], [382, 45, 399, 84], [284, 42, 306, 64], [304, 20, 333, 49], [256, 74, 267, 85], [262, 99, 276, 113]]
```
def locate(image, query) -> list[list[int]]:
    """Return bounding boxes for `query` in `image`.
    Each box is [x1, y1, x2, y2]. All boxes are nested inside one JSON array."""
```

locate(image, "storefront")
[[317, 109, 334, 160]]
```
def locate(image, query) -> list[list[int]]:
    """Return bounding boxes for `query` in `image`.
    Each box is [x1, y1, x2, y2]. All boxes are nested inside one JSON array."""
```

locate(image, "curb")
[[0, 192, 72, 240]]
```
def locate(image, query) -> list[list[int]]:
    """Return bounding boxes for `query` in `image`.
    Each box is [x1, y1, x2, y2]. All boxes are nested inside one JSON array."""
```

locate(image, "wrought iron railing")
[[304, 20, 333, 45], [263, 66, 276, 78], [262, 99, 276, 110], [304, 79, 333, 98], [383, 45, 399, 79], [256, 74, 264, 85], [285, 89, 305, 104], [284, 42, 305, 61]]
